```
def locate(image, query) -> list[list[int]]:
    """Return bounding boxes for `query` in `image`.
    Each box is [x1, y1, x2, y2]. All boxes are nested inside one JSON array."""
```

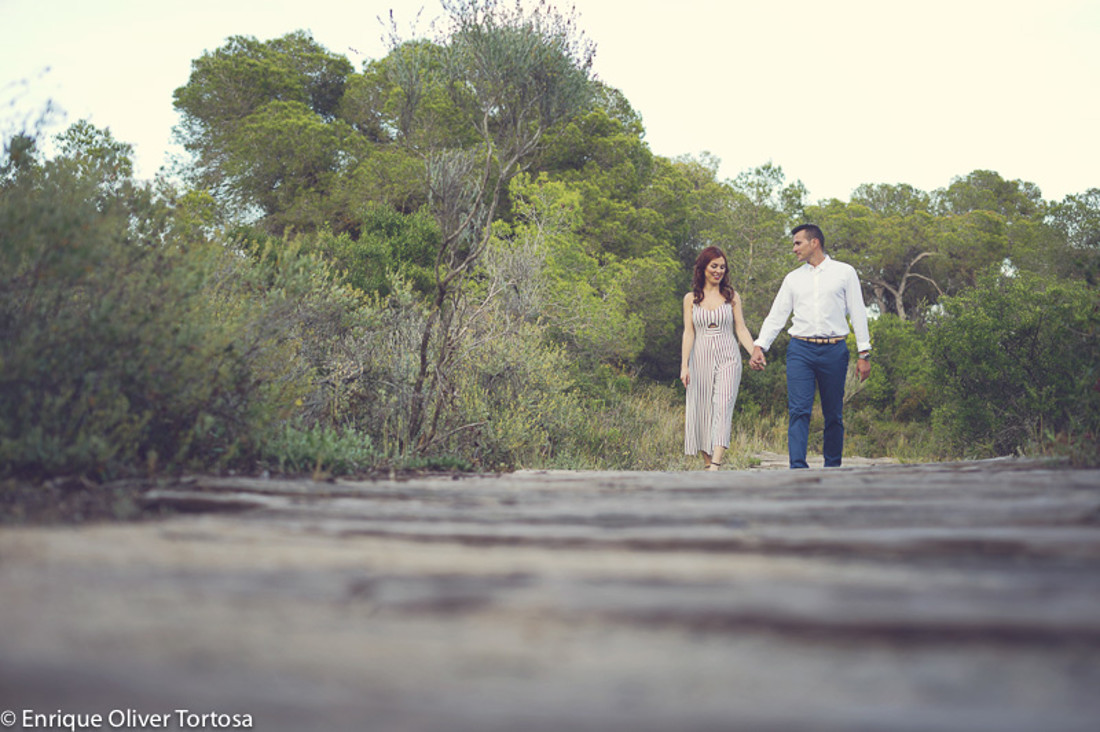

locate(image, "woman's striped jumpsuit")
[[684, 301, 742, 456]]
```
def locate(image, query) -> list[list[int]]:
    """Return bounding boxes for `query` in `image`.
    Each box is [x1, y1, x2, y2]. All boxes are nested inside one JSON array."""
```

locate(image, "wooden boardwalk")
[[2, 459, 1099, 731]]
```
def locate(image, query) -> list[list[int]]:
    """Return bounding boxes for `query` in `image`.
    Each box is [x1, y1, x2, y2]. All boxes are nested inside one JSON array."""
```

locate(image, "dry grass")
[[603, 385, 788, 472]]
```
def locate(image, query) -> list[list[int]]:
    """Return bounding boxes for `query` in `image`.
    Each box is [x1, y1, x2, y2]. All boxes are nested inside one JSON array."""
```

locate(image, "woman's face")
[[705, 257, 726, 285]]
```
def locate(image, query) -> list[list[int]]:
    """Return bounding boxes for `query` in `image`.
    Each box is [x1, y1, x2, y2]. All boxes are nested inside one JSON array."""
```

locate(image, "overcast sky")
[[2, 0, 1097, 202]]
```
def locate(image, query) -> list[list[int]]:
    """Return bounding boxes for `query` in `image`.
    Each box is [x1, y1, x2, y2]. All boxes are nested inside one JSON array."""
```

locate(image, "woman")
[[681, 246, 757, 470]]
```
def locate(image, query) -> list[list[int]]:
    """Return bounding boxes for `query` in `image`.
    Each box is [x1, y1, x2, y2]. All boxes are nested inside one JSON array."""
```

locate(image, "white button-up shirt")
[[754, 255, 872, 352]]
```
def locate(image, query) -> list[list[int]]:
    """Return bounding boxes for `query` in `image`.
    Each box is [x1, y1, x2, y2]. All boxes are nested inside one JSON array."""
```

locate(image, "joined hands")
[[749, 346, 767, 371]]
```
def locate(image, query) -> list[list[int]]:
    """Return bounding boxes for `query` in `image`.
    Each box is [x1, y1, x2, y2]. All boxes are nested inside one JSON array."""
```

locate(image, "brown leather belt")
[[792, 335, 846, 344]]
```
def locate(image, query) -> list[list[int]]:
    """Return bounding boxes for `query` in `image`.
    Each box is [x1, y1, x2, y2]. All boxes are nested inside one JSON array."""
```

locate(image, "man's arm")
[[750, 278, 793, 371], [845, 265, 872, 381], [845, 266, 872, 353], [753, 276, 794, 353]]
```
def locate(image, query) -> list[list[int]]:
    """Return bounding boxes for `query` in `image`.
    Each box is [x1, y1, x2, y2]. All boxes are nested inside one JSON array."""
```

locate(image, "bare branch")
[[905, 272, 945, 296]]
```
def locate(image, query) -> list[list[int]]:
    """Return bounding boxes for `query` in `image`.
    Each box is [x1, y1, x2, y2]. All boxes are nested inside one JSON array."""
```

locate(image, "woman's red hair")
[[692, 246, 734, 304]]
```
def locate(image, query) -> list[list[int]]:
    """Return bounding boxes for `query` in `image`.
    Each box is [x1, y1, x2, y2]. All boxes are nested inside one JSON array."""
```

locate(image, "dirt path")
[[750, 450, 900, 469], [2, 459, 1098, 731]]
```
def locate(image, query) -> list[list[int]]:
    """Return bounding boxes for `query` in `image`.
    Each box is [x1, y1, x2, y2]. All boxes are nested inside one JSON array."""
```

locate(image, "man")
[[749, 224, 871, 469]]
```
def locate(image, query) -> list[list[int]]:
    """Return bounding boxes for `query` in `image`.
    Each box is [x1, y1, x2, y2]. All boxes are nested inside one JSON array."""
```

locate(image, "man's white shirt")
[[753, 255, 872, 352]]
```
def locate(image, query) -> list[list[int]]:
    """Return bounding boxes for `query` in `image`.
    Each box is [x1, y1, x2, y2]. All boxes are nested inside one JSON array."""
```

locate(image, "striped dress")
[[684, 301, 742, 455]]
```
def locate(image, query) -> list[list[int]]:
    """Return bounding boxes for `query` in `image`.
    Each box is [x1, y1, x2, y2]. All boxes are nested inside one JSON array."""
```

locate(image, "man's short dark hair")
[[792, 224, 825, 250]]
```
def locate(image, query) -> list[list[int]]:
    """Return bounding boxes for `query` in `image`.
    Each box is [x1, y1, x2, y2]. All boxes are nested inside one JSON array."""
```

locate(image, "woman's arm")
[[680, 293, 695, 386], [732, 293, 756, 355]]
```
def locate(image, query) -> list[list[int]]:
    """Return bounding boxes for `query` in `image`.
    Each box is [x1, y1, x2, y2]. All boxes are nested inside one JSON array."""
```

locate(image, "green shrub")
[[852, 314, 934, 421], [303, 204, 439, 299], [0, 140, 366, 479], [925, 267, 1099, 458], [843, 411, 944, 462], [258, 421, 378, 475], [397, 454, 474, 472], [451, 324, 586, 470]]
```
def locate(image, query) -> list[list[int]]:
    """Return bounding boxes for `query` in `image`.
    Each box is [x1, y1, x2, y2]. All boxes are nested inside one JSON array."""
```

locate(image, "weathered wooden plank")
[[2, 458, 1098, 732]]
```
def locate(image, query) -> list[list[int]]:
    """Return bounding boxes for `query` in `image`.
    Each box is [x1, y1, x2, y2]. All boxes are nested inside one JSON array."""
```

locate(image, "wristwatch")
[[858, 351, 871, 361]]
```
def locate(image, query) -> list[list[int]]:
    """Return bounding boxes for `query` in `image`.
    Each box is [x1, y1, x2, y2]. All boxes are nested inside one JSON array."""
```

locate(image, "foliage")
[[498, 174, 645, 362], [841, 412, 944, 463], [807, 173, 1080, 325], [537, 101, 658, 258], [304, 204, 440, 298], [808, 197, 1013, 321], [933, 169, 1045, 219], [53, 120, 134, 201], [851, 182, 931, 216], [347, 39, 477, 148], [933, 170, 1069, 286], [385, 0, 597, 452], [0, 143, 310, 478], [640, 155, 726, 268], [438, 0, 596, 153], [0, 122, 380, 480], [848, 315, 933, 421], [1050, 188, 1100, 251], [258, 422, 378, 476], [172, 31, 356, 222], [721, 163, 805, 323], [925, 267, 1099, 459], [224, 99, 359, 231], [451, 323, 584, 469], [1046, 188, 1100, 284]]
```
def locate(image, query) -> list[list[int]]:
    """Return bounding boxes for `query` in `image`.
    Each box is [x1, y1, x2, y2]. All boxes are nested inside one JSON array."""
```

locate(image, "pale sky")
[[2, 0, 1097, 203]]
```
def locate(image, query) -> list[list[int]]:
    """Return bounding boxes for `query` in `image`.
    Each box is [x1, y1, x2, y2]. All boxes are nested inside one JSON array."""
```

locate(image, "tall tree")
[[172, 31, 355, 225], [933, 169, 1066, 280], [851, 182, 931, 217], [1047, 188, 1100, 284], [810, 198, 1010, 321], [536, 100, 658, 259], [723, 163, 808, 322], [498, 174, 645, 363], [387, 0, 596, 451], [934, 169, 1045, 219], [53, 120, 134, 197]]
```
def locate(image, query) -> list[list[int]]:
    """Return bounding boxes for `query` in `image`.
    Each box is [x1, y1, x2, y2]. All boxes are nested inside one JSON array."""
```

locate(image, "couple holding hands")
[[681, 224, 872, 471]]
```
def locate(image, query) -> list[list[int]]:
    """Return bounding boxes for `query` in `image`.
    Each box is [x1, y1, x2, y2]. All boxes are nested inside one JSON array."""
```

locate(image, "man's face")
[[792, 231, 818, 262]]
